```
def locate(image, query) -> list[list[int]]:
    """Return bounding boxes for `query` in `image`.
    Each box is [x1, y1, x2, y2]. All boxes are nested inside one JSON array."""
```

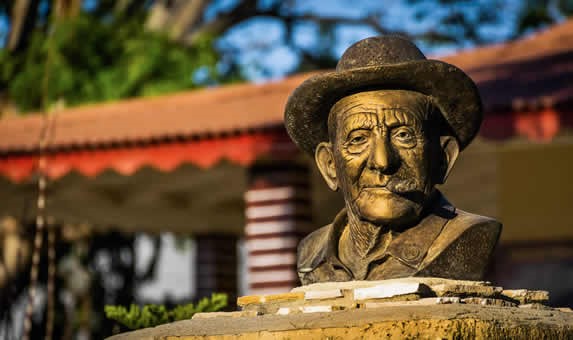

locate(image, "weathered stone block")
[[502, 289, 549, 304], [432, 284, 502, 297], [462, 297, 516, 307], [436, 296, 461, 304]]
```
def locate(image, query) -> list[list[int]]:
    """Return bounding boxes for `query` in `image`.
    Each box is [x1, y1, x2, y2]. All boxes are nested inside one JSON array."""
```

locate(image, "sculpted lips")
[[360, 185, 399, 200], [360, 187, 395, 199], [360, 178, 416, 195]]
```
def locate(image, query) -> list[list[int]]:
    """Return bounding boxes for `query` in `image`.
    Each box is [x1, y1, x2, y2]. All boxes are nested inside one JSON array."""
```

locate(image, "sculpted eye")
[[345, 130, 370, 153], [391, 127, 417, 148], [350, 135, 367, 144], [396, 131, 411, 139]]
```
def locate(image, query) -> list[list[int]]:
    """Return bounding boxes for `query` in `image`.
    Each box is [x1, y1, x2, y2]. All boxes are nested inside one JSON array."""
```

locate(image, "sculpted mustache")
[[360, 178, 419, 194]]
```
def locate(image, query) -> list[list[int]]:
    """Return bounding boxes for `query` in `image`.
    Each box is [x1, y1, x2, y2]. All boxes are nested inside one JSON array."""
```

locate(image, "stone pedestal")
[[108, 278, 573, 340], [108, 304, 573, 339]]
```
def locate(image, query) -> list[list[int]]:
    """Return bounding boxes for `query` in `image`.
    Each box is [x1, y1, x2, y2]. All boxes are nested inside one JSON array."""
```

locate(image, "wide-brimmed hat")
[[284, 36, 482, 154]]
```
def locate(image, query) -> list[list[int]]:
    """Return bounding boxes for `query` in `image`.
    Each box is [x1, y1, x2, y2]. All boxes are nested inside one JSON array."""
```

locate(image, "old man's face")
[[318, 90, 445, 228]]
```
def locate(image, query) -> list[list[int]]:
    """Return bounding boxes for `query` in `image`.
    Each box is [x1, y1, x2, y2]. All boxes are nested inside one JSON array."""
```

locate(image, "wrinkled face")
[[328, 90, 440, 228]]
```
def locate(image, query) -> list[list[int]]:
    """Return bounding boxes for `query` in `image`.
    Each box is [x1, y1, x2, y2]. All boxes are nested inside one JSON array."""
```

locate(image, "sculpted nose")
[[368, 136, 394, 172]]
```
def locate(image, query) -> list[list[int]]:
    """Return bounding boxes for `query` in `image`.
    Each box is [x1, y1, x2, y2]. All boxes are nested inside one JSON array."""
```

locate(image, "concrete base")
[[107, 304, 573, 339]]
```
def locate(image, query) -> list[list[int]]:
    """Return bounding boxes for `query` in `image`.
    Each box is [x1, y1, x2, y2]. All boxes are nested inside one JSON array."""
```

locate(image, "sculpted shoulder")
[[449, 209, 501, 230], [443, 209, 502, 249], [418, 208, 502, 281], [296, 206, 502, 283], [296, 224, 331, 274]]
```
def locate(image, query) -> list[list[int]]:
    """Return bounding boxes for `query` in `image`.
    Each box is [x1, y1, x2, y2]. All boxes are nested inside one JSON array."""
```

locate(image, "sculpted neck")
[[340, 210, 391, 259], [338, 191, 438, 271], [338, 211, 394, 278]]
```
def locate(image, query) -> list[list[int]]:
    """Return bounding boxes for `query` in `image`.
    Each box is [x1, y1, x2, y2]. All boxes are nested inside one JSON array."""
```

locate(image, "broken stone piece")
[[461, 297, 516, 307], [353, 282, 422, 301], [502, 289, 549, 304], [237, 295, 261, 307], [191, 311, 259, 319], [264, 292, 305, 303], [361, 293, 421, 304], [432, 284, 502, 298], [237, 292, 304, 307]]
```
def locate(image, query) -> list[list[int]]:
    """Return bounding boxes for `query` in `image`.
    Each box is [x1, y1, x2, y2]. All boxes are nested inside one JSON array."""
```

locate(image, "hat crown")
[[336, 36, 426, 71]]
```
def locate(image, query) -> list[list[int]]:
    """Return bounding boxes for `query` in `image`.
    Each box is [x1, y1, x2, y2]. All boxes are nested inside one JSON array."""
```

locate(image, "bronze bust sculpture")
[[284, 36, 501, 285]]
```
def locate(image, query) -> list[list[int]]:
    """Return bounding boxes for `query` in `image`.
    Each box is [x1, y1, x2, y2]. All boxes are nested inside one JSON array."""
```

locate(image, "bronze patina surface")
[[284, 36, 501, 285]]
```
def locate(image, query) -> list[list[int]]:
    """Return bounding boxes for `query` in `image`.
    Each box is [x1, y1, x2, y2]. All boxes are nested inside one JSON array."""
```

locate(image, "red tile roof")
[[441, 19, 573, 113], [1, 20, 572, 153], [0, 73, 316, 153]]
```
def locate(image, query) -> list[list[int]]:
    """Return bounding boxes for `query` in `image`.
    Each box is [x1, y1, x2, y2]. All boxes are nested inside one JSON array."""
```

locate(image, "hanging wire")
[[45, 158, 57, 340], [43, 100, 63, 340], [22, 110, 56, 340], [45, 227, 56, 340], [22, 9, 60, 339]]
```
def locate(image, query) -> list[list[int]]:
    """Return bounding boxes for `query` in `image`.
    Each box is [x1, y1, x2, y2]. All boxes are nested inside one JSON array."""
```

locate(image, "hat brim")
[[284, 59, 482, 154]]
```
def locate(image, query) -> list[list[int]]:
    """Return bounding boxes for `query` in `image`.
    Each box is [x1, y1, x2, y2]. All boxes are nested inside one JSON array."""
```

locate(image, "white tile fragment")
[[276, 307, 291, 315], [302, 305, 333, 313], [353, 282, 421, 301], [304, 289, 343, 300]]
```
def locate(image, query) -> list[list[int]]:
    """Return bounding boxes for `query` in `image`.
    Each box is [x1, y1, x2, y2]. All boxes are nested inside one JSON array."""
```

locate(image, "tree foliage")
[[0, 11, 224, 112], [105, 293, 228, 330], [0, 0, 571, 114]]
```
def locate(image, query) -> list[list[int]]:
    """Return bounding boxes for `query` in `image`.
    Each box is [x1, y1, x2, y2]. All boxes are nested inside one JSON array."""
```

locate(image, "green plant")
[[104, 293, 228, 330], [0, 13, 225, 113]]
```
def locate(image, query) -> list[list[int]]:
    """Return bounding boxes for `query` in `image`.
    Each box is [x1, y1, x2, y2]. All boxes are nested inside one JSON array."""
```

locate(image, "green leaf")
[[105, 293, 228, 330], [1, 13, 237, 114]]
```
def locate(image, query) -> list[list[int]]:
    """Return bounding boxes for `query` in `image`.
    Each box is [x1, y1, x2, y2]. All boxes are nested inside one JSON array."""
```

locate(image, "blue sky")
[[0, 0, 552, 82], [214, 0, 525, 80]]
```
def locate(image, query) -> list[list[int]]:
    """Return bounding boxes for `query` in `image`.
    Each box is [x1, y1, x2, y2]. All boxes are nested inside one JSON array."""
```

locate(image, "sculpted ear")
[[439, 136, 459, 184], [315, 142, 339, 191]]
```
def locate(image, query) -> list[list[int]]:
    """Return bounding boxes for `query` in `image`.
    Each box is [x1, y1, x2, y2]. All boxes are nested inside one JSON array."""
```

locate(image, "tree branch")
[[6, 0, 40, 52], [182, 0, 259, 44], [145, 0, 171, 32], [292, 13, 456, 42], [169, 0, 211, 41], [182, 3, 456, 47]]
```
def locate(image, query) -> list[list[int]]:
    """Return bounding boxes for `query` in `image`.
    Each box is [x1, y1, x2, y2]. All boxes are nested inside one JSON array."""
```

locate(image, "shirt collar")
[[322, 191, 456, 271]]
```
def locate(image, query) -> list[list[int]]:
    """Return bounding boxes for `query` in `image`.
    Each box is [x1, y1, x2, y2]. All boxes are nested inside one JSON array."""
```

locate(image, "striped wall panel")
[[245, 161, 312, 295]]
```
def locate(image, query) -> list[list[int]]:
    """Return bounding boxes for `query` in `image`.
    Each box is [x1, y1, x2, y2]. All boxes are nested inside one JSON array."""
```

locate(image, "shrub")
[[104, 293, 227, 330]]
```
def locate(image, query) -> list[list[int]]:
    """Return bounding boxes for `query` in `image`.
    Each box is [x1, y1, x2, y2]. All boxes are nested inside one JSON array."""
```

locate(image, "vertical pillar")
[[245, 160, 312, 295], [195, 235, 238, 304]]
